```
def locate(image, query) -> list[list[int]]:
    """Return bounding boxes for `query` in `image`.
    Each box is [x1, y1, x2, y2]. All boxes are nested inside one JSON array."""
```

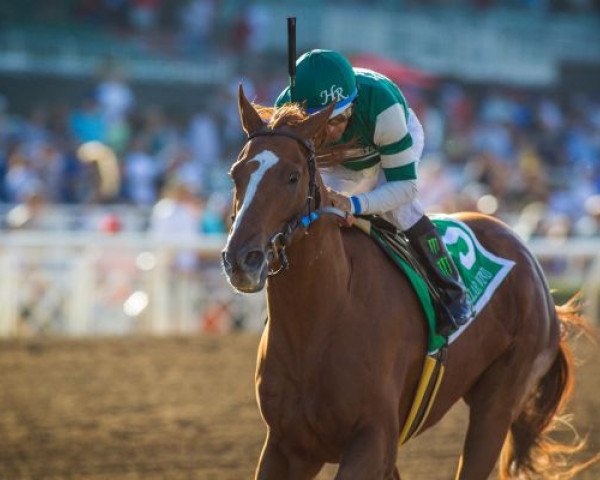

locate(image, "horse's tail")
[[499, 295, 599, 479]]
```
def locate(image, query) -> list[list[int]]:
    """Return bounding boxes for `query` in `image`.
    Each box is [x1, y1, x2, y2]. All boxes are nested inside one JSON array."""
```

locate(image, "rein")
[[244, 128, 348, 275]]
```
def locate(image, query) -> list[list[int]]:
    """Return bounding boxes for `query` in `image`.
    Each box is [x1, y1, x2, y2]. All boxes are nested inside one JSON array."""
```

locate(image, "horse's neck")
[[266, 219, 350, 338]]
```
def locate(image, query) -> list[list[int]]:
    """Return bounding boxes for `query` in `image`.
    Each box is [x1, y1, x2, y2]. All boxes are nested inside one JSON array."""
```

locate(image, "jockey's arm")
[[349, 103, 418, 215], [350, 174, 417, 215]]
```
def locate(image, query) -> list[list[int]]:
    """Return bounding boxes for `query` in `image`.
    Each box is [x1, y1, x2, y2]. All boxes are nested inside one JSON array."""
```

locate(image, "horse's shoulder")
[[341, 225, 377, 246], [340, 226, 388, 260]]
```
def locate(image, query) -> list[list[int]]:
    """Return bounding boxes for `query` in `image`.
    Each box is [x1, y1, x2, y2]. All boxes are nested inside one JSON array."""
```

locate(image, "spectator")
[[151, 181, 203, 272], [69, 95, 107, 144], [30, 142, 67, 203], [200, 191, 229, 235], [187, 107, 222, 178], [124, 135, 162, 206], [96, 70, 135, 125], [178, 0, 216, 52], [4, 145, 41, 203]]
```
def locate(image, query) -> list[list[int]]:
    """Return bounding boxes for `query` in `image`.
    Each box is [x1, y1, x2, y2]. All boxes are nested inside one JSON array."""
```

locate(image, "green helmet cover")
[[291, 49, 358, 117]]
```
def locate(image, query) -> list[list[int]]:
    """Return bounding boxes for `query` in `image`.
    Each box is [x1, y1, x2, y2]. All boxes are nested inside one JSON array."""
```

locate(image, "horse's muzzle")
[[221, 247, 268, 293]]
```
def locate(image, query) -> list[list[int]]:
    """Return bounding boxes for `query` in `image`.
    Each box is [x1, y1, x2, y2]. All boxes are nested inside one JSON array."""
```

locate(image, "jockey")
[[276, 49, 471, 334]]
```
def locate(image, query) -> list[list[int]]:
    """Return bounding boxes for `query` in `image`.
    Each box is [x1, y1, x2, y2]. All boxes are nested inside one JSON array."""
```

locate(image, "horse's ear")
[[297, 102, 336, 140], [238, 84, 264, 135]]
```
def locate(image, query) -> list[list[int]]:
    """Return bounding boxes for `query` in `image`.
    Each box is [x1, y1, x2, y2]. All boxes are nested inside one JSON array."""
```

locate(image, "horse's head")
[[222, 85, 333, 293]]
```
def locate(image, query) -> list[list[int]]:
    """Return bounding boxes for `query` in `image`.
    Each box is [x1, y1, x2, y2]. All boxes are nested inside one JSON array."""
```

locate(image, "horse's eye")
[[289, 171, 300, 184]]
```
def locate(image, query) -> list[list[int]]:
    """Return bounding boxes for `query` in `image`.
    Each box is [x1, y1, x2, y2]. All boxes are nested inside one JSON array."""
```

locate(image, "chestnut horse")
[[222, 86, 591, 479]]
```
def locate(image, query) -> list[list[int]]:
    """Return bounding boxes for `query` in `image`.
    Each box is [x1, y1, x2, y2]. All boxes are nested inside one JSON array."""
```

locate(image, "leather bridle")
[[240, 127, 346, 275]]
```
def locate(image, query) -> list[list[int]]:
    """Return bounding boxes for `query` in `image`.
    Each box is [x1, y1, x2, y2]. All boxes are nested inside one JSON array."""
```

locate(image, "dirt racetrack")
[[1, 333, 599, 480]]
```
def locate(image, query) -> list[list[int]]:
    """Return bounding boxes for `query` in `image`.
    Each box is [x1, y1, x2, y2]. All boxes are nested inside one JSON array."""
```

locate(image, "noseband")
[[243, 127, 346, 275]]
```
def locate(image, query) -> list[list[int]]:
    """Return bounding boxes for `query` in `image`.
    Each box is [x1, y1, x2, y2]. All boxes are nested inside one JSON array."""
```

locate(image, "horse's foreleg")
[[255, 433, 323, 480], [334, 427, 397, 480]]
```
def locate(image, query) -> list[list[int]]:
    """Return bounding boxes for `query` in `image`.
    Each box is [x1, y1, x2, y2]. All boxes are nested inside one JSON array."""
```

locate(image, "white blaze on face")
[[230, 150, 280, 236]]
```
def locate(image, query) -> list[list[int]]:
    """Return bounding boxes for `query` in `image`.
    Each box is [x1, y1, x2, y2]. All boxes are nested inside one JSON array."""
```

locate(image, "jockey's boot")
[[405, 215, 472, 336]]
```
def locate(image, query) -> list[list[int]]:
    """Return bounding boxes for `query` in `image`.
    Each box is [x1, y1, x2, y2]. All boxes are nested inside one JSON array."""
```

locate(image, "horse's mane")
[[252, 102, 356, 165]]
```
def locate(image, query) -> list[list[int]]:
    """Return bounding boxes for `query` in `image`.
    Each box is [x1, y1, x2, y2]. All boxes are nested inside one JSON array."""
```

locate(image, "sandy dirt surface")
[[1, 334, 599, 479]]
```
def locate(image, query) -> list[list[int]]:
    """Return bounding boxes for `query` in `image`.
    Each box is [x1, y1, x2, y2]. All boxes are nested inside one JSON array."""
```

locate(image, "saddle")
[[356, 215, 446, 331]]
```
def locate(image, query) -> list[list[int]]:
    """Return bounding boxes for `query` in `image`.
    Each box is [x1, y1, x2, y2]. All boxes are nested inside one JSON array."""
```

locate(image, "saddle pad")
[[431, 215, 515, 348], [357, 215, 515, 353]]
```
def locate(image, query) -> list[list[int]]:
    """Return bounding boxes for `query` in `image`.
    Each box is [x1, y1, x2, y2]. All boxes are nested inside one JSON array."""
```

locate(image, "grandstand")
[[0, 0, 599, 335]]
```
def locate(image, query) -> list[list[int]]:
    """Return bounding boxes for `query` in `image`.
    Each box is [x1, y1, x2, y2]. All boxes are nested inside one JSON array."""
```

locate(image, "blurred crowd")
[[413, 86, 600, 239], [1, 67, 599, 239], [12, 0, 600, 32], [3, 0, 274, 57], [0, 70, 245, 235], [4, 0, 599, 62]]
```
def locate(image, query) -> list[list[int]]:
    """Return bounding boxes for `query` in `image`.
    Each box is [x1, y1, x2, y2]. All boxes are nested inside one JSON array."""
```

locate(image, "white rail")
[[0, 232, 265, 337], [528, 238, 600, 323], [0, 233, 598, 337]]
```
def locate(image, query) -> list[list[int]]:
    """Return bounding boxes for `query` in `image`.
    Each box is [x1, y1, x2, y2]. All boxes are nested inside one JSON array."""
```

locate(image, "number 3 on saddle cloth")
[[353, 214, 515, 444]]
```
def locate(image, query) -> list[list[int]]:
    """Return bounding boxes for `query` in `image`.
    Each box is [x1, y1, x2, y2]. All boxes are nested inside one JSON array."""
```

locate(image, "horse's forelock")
[[253, 103, 308, 130], [251, 102, 352, 162]]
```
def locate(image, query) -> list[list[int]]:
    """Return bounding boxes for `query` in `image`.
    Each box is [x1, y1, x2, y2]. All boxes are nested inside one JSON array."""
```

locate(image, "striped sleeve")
[[373, 104, 417, 181], [353, 180, 418, 215]]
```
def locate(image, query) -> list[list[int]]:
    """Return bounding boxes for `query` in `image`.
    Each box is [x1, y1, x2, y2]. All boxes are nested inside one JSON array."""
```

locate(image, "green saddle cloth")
[[358, 215, 515, 353]]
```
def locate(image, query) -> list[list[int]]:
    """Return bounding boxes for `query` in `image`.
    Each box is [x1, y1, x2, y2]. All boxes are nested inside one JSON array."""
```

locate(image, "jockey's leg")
[[403, 213, 472, 336], [255, 433, 323, 480]]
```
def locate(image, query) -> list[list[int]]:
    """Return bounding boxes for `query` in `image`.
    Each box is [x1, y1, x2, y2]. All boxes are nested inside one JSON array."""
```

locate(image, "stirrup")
[[451, 303, 473, 326], [436, 298, 472, 336]]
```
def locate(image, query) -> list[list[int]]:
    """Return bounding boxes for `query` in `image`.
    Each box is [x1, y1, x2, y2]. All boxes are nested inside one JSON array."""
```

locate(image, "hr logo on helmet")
[[320, 85, 348, 105]]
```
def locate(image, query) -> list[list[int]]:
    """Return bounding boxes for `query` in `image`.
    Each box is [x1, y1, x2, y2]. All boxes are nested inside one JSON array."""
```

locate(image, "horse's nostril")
[[242, 249, 265, 270]]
